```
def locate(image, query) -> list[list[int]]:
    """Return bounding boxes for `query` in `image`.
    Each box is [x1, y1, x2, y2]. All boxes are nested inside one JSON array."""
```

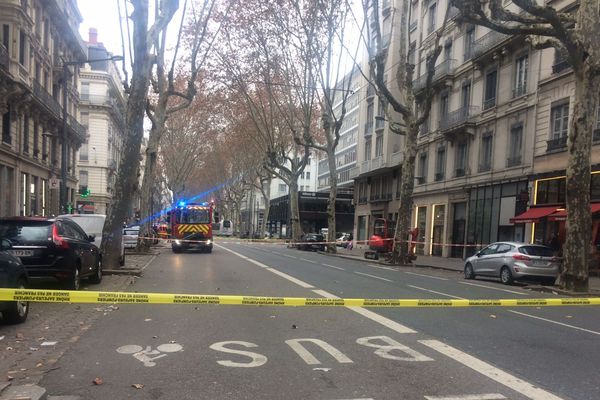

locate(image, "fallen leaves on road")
[[93, 377, 103, 385], [144, 318, 152, 322], [489, 314, 497, 319], [132, 384, 144, 389], [566, 315, 573, 319], [15, 333, 24, 339], [36, 363, 43, 368], [7, 375, 14, 381]]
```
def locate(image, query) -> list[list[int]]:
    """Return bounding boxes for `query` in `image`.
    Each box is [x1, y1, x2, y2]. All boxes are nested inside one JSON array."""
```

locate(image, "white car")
[[58, 214, 125, 266], [123, 226, 141, 249]]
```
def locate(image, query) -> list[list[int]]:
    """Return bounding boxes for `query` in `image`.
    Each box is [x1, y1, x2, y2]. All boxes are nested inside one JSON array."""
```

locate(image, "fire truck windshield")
[[177, 208, 210, 224]]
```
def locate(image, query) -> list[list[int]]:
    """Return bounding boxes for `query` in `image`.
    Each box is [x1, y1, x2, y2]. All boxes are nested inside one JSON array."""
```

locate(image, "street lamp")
[[59, 55, 123, 213]]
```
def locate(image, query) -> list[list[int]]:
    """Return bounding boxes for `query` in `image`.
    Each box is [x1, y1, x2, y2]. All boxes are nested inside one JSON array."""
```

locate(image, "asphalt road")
[[36, 241, 600, 400]]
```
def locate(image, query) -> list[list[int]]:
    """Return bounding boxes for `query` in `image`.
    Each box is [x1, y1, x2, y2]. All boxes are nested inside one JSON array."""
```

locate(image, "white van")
[[58, 214, 125, 266]]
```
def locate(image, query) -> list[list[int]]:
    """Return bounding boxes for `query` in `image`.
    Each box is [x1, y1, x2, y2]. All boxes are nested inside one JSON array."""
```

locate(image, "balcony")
[[413, 59, 457, 92], [547, 136, 567, 152], [358, 156, 384, 175], [455, 168, 466, 177], [483, 97, 496, 110], [479, 162, 491, 172], [552, 60, 570, 74], [448, 6, 460, 20], [32, 80, 62, 118], [375, 116, 385, 131], [67, 115, 87, 142], [409, 20, 417, 32], [80, 93, 126, 126], [439, 106, 479, 140], [0, 44, 8, 69], [472, 30, 509, 59], [416, 176, 426, 185], [434, 172, 445, 182], [513, 84, 527, 98], [364, 121, 374, 137], [506, 155, 522, 167]]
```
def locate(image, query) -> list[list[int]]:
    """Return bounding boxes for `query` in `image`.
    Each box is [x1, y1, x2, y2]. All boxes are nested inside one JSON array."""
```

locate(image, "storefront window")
[[592, 174, 600, 201], [431, 205, 445, 256], [416, 207, 427, 255]]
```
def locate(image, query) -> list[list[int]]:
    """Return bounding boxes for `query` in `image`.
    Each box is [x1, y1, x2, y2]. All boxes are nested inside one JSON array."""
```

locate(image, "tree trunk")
[[259, 178, 271, 236], [393, 124, 418, 265], [326, 146, 337, 253], [561, 70, 598, 292], [101, 0, 152, 268], [289, 179, 302, 243]]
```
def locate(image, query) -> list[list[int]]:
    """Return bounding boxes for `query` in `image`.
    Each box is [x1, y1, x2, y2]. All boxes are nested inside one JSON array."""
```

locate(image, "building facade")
[[0, 0, 87, 216], [76, 28, 126, 215]]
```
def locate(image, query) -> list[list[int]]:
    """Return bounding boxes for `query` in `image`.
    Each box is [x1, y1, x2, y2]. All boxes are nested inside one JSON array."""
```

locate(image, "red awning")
[[510, 206, 559, 224], [82, 205, 95, 212], [547, 203, 600, 221]]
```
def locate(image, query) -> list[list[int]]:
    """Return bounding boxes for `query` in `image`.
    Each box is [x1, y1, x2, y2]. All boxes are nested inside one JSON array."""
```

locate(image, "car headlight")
[[175, 240, 181, 245], [207, 240, 212, 245]]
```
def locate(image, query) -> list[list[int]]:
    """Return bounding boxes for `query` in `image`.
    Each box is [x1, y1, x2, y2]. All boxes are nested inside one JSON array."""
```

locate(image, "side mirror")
[[476, 252, 482, 257], [88, 234, 96, 242], [0, 239, 12, 250]]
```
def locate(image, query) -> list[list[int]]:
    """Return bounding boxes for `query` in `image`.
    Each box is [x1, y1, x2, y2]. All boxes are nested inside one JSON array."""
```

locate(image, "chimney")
[[88, 28, 98, 44]]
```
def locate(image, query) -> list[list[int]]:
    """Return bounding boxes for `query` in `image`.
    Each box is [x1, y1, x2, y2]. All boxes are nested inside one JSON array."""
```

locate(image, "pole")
[[60, 64, 69, 214]]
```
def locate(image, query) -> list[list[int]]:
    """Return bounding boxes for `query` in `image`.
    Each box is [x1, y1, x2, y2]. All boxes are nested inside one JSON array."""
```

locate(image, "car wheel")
[[464, 263, 475, 279], [68, 266, 81, 290], [89, 256, 103, 284], [500, 266, 514, 285], [3, 280, 29, 324]]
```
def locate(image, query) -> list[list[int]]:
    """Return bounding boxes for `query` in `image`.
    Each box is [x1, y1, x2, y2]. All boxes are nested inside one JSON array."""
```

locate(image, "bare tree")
[[101, 0, 180, 268], [452, 0, 600, 291]]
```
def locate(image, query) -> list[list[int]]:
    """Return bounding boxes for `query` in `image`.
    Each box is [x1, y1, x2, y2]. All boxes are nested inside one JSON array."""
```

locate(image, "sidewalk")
[[327, 244, 600, 292]]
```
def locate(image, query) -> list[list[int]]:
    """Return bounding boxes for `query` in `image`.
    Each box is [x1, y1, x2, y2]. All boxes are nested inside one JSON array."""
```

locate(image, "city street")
[[1, 241, 595, 399]]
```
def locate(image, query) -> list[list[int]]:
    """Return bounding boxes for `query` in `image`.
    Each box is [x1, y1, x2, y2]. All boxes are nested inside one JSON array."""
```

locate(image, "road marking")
[[322, 263, 345, 271], [283, 254, 298, 259], [368, 264, 397, 271], [209, 341, 268, 368], [300, 258, 318, 264], [285, 338, 353, 365], [355, 271, 394, 282], [116, 343, 182, 367], [424, 395, 507, 400], [312, 289, 417, 334], [407, 285, 465, 299], [404, 271, 449, 281], [507, 310, 600, 336], [357, 336, 433, 362], [458, 281, 528, 295], [419, 340, 564, 400]]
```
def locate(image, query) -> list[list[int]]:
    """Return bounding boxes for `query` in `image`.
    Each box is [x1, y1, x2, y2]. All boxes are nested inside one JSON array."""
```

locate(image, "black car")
[[0, 217, 102, 290], [0, 238, 29, 324], [297, 234, 325, 251]]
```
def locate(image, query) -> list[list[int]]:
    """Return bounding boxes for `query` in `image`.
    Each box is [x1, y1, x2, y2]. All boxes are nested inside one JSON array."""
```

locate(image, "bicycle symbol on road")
[[116, 343, 183, 367]]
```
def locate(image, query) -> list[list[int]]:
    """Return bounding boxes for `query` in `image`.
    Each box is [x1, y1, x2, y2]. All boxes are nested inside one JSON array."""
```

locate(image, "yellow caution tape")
[[1, 289, 599, 307]]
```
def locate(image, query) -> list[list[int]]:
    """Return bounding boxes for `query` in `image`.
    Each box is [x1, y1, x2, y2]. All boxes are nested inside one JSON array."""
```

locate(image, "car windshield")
[[519, 245, 554, 257], [0, 221, 51, 244], [176, 208, 210, 224], [124, 229, 139, 236]]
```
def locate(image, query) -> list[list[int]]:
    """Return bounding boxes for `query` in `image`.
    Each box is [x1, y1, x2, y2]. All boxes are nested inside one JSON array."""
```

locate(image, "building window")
[[417, 151, 428, 184], [365, 137, 372, 160], [480, 132, 493, 172], [21, 173, 27, 216], [42, 131, 47, 161], [444, 40, 452, 61], [428, 2, 437, 34], [455, 141, 468, 177], [435, 144, 446, 181], [306, 171, 310, 179], [484, 68, 497, 110], [514, 54, 528, 97], [22, 114, 29, 154], [300, 172, 304, 179], [507, 124, 523, 166], [464, 26, 475, 61], [375, 134, 383, 156], [461, 82, 471, 109], [80, 140, 88, 161], [278, 184, 287, 193], [548, 101, 569, 151], [19, 30, 26, 66], [2, 106, 11, 144], [2, 25, 9, 49], [440, 91, 449, 120], [33, 121, 39, 157], [79, 170, 88, 194], [80, 82, 90, 101]]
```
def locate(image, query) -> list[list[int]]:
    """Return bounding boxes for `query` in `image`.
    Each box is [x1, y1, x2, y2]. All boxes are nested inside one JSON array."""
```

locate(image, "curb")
[[524, 284, 600, 297], [104, 252, 158, 277]]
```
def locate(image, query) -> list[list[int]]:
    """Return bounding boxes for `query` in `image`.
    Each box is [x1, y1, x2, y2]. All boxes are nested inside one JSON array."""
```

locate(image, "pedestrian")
[[347, 233, 354, 250], [549, 234, 561, 256]]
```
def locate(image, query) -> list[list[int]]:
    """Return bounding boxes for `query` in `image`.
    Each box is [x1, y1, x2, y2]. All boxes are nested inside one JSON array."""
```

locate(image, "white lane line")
[[322, 263, 345, 271], [425, 395, 506, 400], [311, 289, 417, 334], [458, 281, 528, 296], [368, 264, 397, 271], [215, 244, 314, 289], [507, 310, 600, 336], [354, 271, 394, 282], [407, 285, 465, 299], [419, 340, 564, 400], [404, 271, 449, 281], [300, 258, 318, 264], [282, 254, 298, 259]]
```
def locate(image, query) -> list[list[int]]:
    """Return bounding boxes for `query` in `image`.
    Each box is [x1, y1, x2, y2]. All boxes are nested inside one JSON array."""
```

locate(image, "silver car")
[[464, 242, 560, 285]]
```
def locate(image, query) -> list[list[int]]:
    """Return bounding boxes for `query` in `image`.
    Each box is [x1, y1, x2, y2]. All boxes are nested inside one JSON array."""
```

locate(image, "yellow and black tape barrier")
[[1, 289, 600, 307]]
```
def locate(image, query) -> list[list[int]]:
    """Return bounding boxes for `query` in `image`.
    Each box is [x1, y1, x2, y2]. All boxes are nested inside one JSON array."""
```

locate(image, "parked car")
[[58, 214, 125, 266], [297, 233, 325, 251], [0, 217, 102, 290], [336, 233, 351, 247], [464, 242, 560, 285], [0, 238, 29, 324], [123, 226, 141, 249]]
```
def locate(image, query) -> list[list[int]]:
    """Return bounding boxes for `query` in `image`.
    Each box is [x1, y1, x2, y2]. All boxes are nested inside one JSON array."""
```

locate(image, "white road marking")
[[321, 263, 345, 271], [312, 289, 417, 334], [419, 340, 564, 400], [407, 285, 465, 299], [507, 310, 600, 336], [355, 271, 394, 282], [368, 264, 398, 271], [209, 341, 268, 368], [300, 258, 318, 264], [357, 336, 433, 362], [283, 254, 298, 259], [424, 395, 507, 400], [285, 338, 353, 365], [458, 281, 528, 295], [404, 271, 449, 281]]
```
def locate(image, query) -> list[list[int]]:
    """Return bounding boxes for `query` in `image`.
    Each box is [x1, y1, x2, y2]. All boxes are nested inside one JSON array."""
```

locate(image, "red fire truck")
[[169, 201, 214, 253]]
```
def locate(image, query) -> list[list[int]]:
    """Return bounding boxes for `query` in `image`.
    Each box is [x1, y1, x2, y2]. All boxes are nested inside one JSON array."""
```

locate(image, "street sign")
[[49, 178, 60, 190]]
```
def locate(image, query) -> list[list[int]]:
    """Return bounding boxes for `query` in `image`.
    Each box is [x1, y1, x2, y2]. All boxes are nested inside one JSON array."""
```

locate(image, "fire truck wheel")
[[172, 246, 182, 254], [206, 246, 212, 254]]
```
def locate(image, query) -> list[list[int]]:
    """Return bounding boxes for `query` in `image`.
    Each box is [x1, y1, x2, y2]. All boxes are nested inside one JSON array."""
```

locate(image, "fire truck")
[[168, 201, 214, 253]]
